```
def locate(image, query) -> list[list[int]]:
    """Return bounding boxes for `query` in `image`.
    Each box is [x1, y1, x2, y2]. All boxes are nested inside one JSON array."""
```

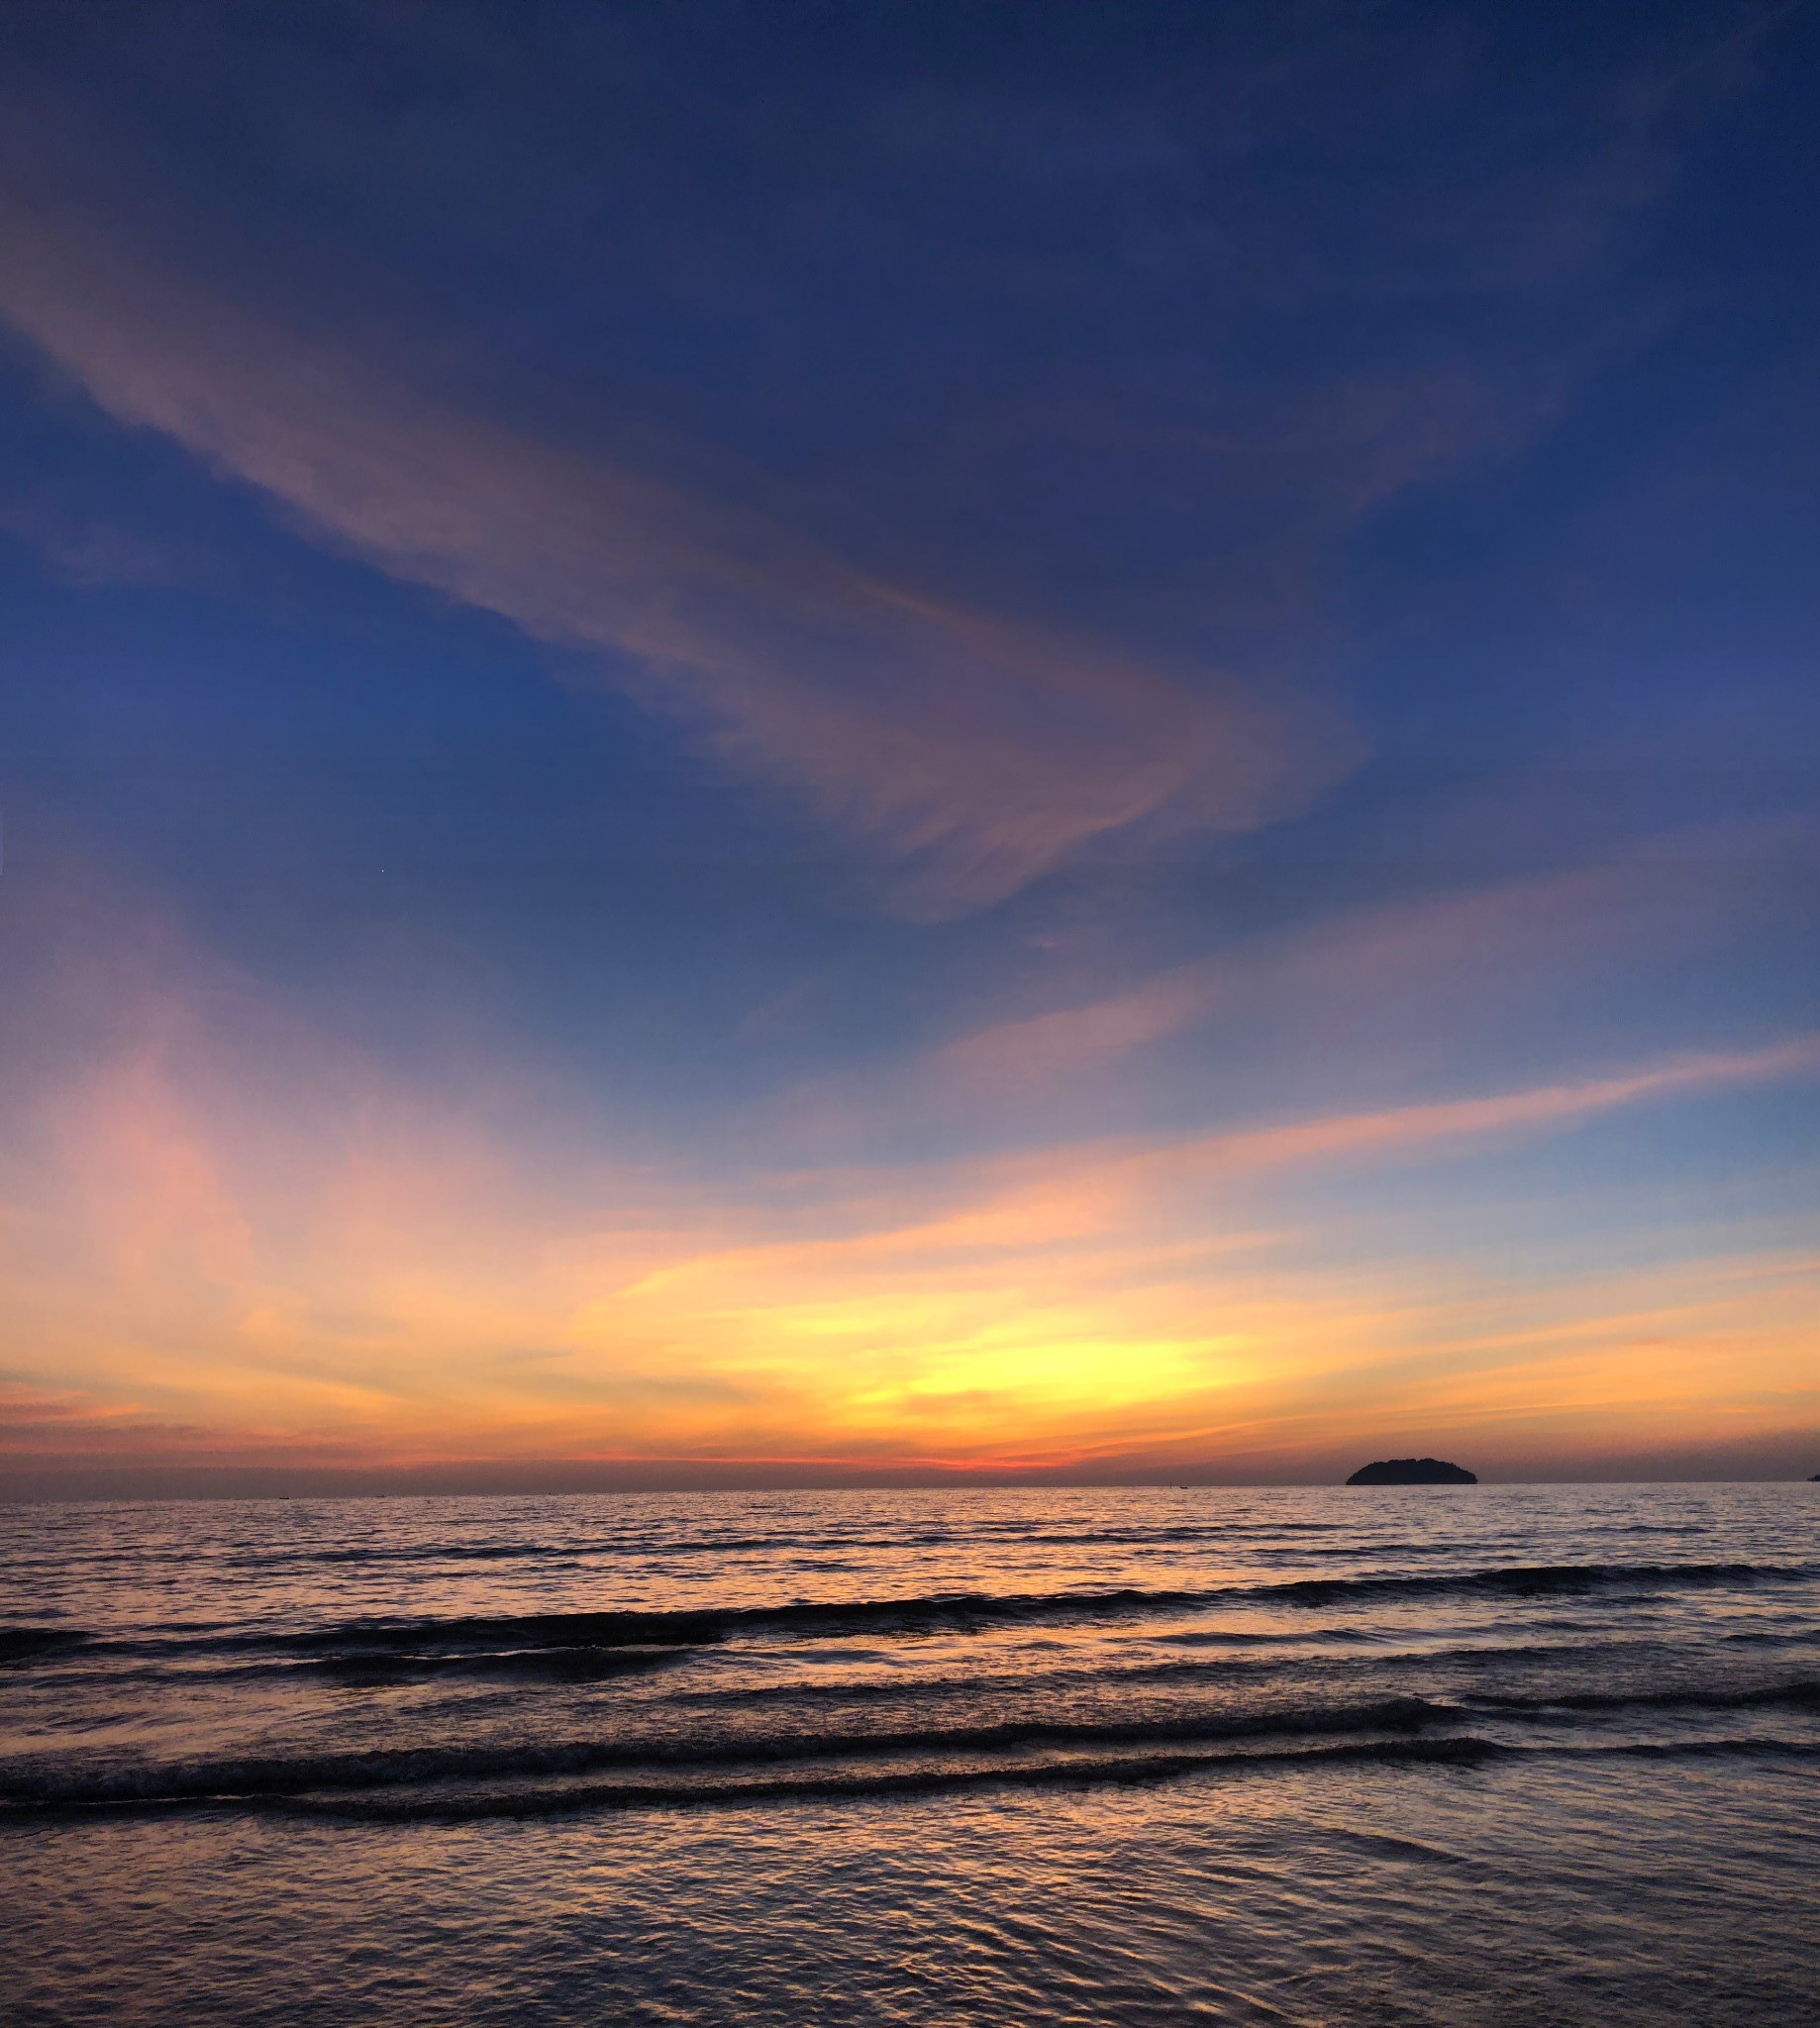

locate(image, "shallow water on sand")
[[3, 1485, 1817, 2024]]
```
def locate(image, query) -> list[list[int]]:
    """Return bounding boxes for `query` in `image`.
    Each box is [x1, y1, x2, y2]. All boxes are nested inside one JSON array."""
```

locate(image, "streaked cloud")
[[0, 191, 1357, 915], [834, 823, 1818, 1144]]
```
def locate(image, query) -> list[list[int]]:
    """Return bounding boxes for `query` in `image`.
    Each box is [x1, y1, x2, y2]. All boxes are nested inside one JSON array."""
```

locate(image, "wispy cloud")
[[765, 1034, 1820, 1269], [0, 0, 1731, 916], [855, 823, 1816, 1129], [1151, 1037, 1820, 1180], [0, 192, 1357, 914]]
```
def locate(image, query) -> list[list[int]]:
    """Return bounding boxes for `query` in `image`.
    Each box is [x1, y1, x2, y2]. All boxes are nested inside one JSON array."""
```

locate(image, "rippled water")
[[4, 1485, 1818, 2024]]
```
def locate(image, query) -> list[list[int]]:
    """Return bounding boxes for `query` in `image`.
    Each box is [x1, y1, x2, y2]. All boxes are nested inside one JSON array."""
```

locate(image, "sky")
[[0, 0, 1815, 1498]]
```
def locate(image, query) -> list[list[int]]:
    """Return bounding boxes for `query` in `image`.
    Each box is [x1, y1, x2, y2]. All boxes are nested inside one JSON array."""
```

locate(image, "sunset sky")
[[1, 0, 1815, 1497]]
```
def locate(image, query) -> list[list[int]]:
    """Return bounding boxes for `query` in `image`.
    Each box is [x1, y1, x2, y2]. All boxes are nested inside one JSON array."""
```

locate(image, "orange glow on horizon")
[[3, 967, 1815, 1488]]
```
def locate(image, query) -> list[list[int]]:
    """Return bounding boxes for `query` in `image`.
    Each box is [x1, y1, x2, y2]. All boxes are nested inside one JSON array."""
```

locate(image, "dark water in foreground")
[[3, 1484, 1817, 2025]]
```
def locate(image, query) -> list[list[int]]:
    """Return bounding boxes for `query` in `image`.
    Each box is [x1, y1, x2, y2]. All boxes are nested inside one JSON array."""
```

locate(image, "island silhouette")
[[1345, 1458, 1477, 1485]]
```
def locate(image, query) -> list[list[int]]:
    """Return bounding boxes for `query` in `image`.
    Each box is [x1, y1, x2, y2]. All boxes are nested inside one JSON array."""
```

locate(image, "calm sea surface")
[[3, 1484, 1817, 2025]]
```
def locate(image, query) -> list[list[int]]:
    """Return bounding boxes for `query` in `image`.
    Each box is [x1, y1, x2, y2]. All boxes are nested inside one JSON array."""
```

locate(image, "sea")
[[3, 1483, 1817, 2026]]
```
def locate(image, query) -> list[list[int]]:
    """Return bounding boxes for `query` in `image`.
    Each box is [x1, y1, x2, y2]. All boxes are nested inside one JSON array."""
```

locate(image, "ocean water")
[[2, 1484, 1817, 2026]]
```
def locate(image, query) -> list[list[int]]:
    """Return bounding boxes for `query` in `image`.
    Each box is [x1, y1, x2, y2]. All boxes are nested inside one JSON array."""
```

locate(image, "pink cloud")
[[918, 826, 1811, 1102], [0, 191, 1357, 915]]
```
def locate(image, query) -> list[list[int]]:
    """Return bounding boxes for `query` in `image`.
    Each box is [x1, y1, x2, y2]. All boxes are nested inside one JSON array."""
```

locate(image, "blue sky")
[[0, 0, 1814, 1494]]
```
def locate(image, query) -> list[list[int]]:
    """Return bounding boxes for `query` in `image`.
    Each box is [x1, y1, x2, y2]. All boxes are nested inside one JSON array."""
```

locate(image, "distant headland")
[[1345, 1458, 1477, 1485]]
